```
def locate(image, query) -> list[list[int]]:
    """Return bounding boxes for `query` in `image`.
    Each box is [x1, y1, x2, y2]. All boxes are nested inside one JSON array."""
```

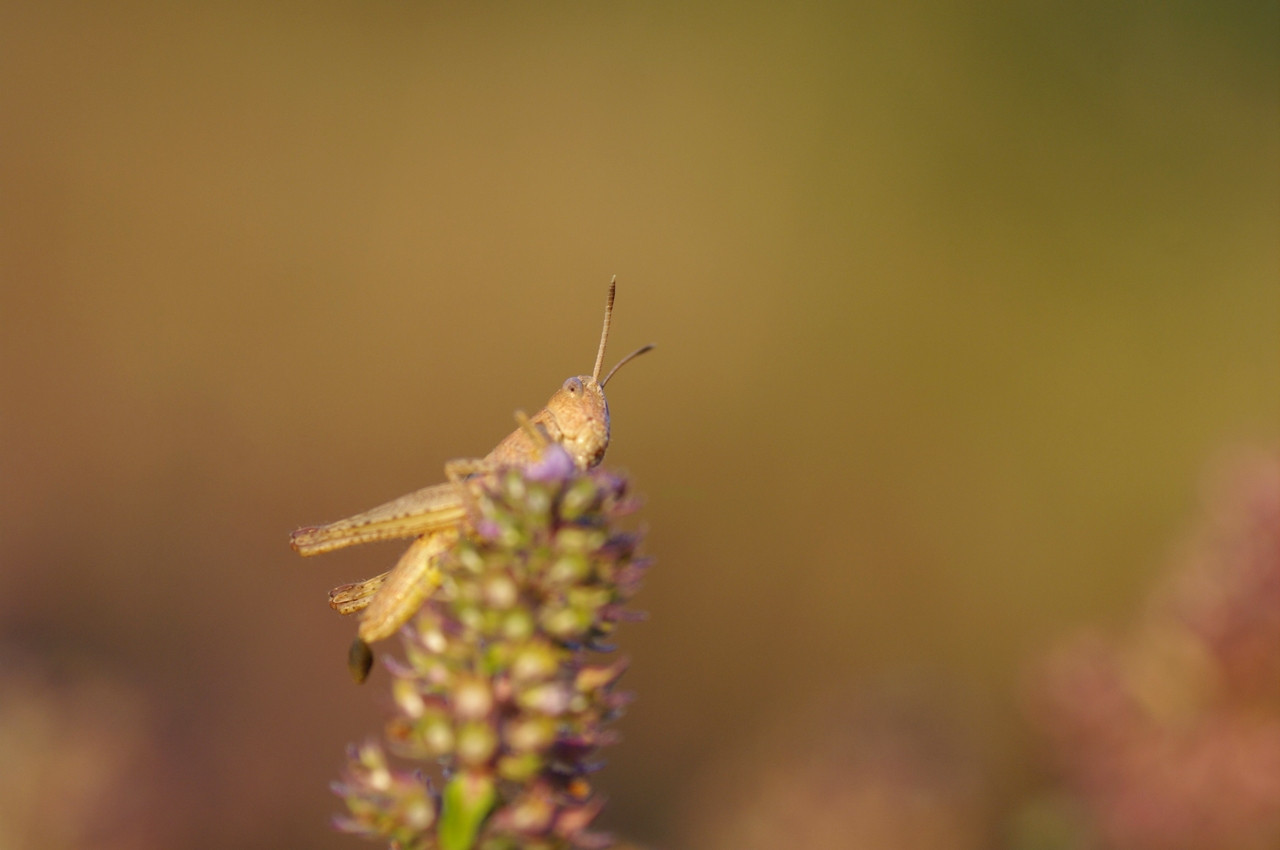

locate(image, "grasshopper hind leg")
[[348, 638, 374, 683], [329, 571, 390, 615], [356, 529, 458, 644], [339, 530, 458, 683]]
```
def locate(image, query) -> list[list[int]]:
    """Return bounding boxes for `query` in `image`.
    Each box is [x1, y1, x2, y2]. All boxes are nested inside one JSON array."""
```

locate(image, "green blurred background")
[[1, 2, 1276, 848]]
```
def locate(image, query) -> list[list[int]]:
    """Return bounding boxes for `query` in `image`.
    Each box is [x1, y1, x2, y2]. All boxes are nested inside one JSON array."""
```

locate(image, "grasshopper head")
[[529, 279, 654, 470], [545, 375, 611, 469]]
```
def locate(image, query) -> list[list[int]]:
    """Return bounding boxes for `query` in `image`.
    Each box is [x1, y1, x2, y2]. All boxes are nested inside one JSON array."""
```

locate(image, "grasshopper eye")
[[563, 377, 582, 394]]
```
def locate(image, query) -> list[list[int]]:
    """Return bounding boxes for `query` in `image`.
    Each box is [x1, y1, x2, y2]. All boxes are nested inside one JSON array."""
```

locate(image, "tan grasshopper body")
[[291, 280, 651, 679]]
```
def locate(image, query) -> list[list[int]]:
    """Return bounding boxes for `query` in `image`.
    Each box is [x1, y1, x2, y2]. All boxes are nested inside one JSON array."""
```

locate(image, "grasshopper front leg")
[[512, 409, 551, 452], [445, 457, 490, 528]]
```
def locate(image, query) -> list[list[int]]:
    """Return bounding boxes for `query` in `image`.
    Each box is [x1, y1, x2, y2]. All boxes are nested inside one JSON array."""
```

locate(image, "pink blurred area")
[[1027, 452, 1280, 850], [1, 3, 1276, 848]]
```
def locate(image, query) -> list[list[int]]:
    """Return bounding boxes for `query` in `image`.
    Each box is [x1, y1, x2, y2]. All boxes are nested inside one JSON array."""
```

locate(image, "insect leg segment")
[[444, 457, 492, 527], [348, 638, 375, 683], [290, 481, 467, 555], [356, 529, 459, 643], [329, 571, 390, 615], [513, 409, 551, 455], [444, 457, 490, 481]]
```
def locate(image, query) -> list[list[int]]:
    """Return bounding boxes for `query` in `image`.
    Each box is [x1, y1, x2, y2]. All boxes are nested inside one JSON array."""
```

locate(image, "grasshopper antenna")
[[592, 276, 617, 383], [602, 343, 655, 387]]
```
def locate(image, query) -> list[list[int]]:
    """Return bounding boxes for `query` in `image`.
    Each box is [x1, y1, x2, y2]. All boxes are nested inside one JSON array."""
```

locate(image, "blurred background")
[[1, 3, 1276, 848]]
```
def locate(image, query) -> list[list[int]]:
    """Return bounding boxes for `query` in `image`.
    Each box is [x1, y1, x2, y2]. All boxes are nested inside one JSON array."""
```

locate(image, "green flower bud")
[[456, 720, 498, 767], [334, 465, 646, 849]]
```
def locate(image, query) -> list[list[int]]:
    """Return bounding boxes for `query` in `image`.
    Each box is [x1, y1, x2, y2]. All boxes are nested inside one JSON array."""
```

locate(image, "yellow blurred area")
[[1, 2, 1276, 848]]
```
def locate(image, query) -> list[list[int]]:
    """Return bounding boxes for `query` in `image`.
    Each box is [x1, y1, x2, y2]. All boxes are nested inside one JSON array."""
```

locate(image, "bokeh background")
[[2, 3, 1277, 848]]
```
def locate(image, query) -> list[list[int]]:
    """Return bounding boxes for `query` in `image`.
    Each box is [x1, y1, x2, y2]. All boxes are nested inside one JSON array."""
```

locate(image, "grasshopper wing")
[[291, 481, 467, 555]]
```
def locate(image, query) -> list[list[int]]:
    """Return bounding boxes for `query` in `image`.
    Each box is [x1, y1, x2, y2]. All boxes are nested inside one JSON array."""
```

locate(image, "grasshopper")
[[291, 280, 652, 681]]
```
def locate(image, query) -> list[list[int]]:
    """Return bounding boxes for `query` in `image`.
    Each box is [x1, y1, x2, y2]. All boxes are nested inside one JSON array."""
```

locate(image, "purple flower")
[[334, 465, 647, 849]]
